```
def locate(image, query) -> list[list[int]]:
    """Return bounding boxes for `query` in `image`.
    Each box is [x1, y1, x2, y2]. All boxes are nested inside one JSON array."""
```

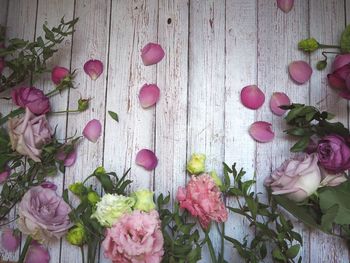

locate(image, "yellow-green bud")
[[94, 166, 106, 175], [69, 182, 87, 196], [131, 189, 156, 212], [87, 191, 101, 205], [298, 38, 319, 52], [209, 171, 223, 187], [187, 153, 206, 175], [316, 60, 327, 70], [66, 225, 86, 246], [78, 98, 90, 112]]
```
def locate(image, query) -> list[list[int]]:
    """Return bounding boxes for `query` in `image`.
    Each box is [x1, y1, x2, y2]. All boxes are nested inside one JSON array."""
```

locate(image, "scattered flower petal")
[[139, 84, 160, 108], [25, 242, 50, 263], [84, 59, 103, 80], [51, 66, 70, 85], [270, 92, 291, 116], [141, 43, 165, 66], [83, 119, 102, 143], [1, 228, 20, 252], [277, 0, 294, 13], [41, 181, 58, 191], [249, 121, 275, 143], [136, 149, 158, 171], [240, 85, 265, 110], [288, 60, 312, 84]]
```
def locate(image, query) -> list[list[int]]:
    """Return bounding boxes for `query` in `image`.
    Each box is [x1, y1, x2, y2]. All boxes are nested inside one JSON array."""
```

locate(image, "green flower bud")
[[209, 171, 223, 187], [66, 225, 86, 246], [316, 60, 327, 70], [131, 189, 156, 212], [187, 153, 206, 175], [69, 182, 87, 196], [298, 38, 319, 52], [78, 98, 90, 112], [94, 166, 106, 176], [87, 191, 101, 205]]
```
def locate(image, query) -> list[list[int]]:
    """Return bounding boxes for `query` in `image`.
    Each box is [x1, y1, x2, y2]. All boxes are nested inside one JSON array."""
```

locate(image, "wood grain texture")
[[0, 0, 7, 26]]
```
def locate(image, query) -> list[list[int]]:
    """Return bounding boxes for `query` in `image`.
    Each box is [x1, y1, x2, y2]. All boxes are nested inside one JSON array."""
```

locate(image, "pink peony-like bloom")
[[102, 210, 164, 263], [11, 87, 50, 115], [176, 174, 228, 229]]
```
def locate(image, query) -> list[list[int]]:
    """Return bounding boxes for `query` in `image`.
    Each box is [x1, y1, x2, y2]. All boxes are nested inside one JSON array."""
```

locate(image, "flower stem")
[[80, 246, 85, 263], [18, 235, 33, 263], [319, 44, 341, 49], [204, 228, 218, 263], [51, 109, 80, 114], [220, 223, 225, 262], [0, 108, 24, 126]]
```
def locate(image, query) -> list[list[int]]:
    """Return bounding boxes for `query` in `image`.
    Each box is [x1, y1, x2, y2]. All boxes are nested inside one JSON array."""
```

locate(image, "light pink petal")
[[51, 66, 70, 85], [41, 181, 58, 191], [249, 121, 275, 143], [240, 85, 265, 110], [83, 119, 102, 143], [270, 92, 291, 116], [277, 0, 294, 13], [141, 43, 165, 66], [288, 60, 312, 84], [332, 54, 350, 72], [1, 228, 20, 252], [63, 149, 77, 167], [84, 59, 103, 80], [139, 84, 160, 108], [136, 149, 158, 171]]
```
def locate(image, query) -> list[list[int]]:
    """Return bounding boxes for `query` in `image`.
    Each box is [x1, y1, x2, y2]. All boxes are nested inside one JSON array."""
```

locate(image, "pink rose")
[[11, 87, 50, 115], [264, 154, 321, 202], [102, 210, 164, 263], [176, 174, 228, 229], [8, 108, 52, 162]]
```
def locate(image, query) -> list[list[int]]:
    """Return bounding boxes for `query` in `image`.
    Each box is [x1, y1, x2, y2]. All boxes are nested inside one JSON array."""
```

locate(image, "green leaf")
[[286, 244, 300, 259], [108, 111, 119, 122], [290, 137, 309, 152], [340, 25, 350, 53], [320, 204, 339, 232], [272, 248, 286, 261]]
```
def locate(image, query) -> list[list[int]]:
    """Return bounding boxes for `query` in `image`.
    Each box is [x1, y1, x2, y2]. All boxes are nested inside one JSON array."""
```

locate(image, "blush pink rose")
[[11, 87, 50, 115], [102, 210, 164, 263], [176, 174, 228, 229], [8, 108, 52, 162]]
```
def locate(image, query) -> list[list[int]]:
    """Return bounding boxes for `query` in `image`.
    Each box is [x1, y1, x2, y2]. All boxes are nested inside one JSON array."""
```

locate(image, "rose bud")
[[249, 121, 274, 143], [84, 59, 103, 80], [131, 189, 156, 212], [141, 42, 165, 66], [56, 146, 77, 167], [139, 84, 160, 108], [209, 171, 223, 188], [94, 166, 106, 175], [186, 153, 206, 175], [25, 242, 50, 263], [87, 191, 101, 205], [316, 60, 327, 71], [320, 167, 347, 187], [298, 38, 319, 52], [240, 85, 265, 110], [51, 66, 70, 85], [270, 92, 291, 116], [83, 119, 102, 143], [264, 154, 321, 202], [40, 181, 57, 191], [136, 149, 158, 171], [0, 166, 10, 184], [288, 60, 312, 84], [66, 224, 86, 246], [1, 228, 20, 252], [11, 87, 51, 115], [277, 0, 294, 13], [69, 182, 87, 197], [78, 98, 90, 112]]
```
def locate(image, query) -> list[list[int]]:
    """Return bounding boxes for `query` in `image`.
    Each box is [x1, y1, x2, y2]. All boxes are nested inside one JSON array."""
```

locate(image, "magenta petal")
[[277, 0, 294, 13], [84, 59, 103, 80], [41, 181, 58, 191], [51, 66, 70, 85], [139, 84, 160, 108], [141, 43, 165, 66], [249, 121, 275, 143], [83, 119, 102, 143], [1, 228, 20, 252], [270, 92, 291, 116], [25, 243, 50, 263], [332, 54, 350, 72], [240, 85, 265, 110], [136, 149, 158, 171], [63, 149, 77, 167], [288, 60, 312, 84]]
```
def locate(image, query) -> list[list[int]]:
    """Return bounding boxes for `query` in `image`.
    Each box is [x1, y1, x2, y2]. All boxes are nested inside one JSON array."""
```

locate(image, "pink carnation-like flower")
[[102, 210, 164, 263], [176, 174, 228, 229]]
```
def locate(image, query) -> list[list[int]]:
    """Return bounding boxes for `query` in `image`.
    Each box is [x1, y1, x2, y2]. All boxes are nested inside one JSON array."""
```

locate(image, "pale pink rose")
[[102, 210, 164, 263], [264, 153, 321, 202], [176, 174, 228, 229], [8, 108, 52, 162]]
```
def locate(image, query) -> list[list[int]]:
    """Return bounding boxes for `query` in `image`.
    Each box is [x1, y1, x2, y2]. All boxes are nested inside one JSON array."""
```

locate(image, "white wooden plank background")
[[1, 0, 350, 262]]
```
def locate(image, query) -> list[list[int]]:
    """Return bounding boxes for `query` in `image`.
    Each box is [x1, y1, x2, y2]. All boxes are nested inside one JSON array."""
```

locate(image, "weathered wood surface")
[[1, 0, 349, 262]]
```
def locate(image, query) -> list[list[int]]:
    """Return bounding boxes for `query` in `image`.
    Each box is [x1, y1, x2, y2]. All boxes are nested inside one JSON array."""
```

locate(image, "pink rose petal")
[[141, 43, 165, 66], [84, 59, 103, 80], [249, 121, 275, 143], [288, 60, 312, 84], [51, 66, 70, 85], [41, 181, 58, 191], [240, 85, 265, 110], [332, 54, 350, 72], [25, 242, 50, 263], [136, 149, 158, 171], [83, 119, 102, 143], [1, 228, 20, 252], [56, 147, 77, 167], [139, 84, 160, 108], [270, 92, 291, 116], [277, 0, 294, 13]]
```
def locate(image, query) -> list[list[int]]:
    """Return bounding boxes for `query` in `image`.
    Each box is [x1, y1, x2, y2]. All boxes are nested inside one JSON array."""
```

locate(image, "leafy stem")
[[204, 227, 218, 263]]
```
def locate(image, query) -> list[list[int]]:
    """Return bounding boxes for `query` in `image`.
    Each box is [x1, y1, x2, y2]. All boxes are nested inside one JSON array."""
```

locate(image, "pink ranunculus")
[[8, 108, 52, 162], [18, 185, 72, 243], [327, 54, 350, 99], [102, 210, 164, 263], [51, 66, 70, 85], [25, 241, 50, 263], [264, 154, 321, 202], [1, 228, 20, 252], [176, 174, 228, 229], [11, 87, 50, 115]]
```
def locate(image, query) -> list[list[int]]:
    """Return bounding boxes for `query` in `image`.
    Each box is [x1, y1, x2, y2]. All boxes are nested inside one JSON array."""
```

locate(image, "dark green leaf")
[[108, 111, 119, 122], [286, 244, 300, 259], [340, 25, 350, 53], [320, 204, 339, 232], [290, 137, 309, 152]]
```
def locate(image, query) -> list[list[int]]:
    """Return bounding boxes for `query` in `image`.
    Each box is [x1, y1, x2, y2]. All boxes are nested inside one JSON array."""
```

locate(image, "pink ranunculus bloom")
[[11, 87, 50, 115], [25, 241, 50, 263], [102, 210, 164, 263], [8, 108, 52, 162], [176, 174, 228, 229], [18, 185, 72, 243], [51, 66, 70, 85]]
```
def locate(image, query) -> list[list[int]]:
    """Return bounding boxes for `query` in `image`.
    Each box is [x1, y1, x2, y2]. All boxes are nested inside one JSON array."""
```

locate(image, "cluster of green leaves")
[[282, 104, 349, 152], [0, 17, 78, 92], [157, 194, 202, 263], [222, 163, 302, 263]]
